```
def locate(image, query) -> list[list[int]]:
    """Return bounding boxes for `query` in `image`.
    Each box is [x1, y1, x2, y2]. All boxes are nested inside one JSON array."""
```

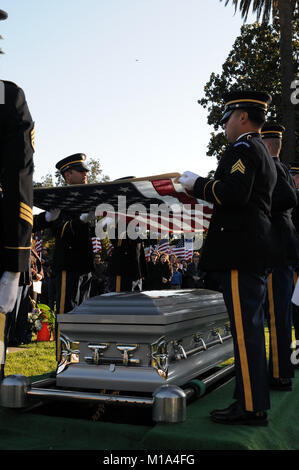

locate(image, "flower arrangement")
[[37, 303, 55, 334], [28, 309, 43, 333], [27, 300, 55, 336]]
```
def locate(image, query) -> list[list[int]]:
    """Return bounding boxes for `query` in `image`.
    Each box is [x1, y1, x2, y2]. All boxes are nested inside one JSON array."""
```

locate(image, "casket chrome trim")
[[116, 344, 140, 366], [84, 343, 109, 364], [151, 337, 169, 379], [173, 341, 187, 360], [57, 335, 80, 374]]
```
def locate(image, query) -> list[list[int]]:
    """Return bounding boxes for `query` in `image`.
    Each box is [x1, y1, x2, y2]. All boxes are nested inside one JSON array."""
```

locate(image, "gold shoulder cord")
[[203, 179, 214, 201], [212, 180, 222, 205]]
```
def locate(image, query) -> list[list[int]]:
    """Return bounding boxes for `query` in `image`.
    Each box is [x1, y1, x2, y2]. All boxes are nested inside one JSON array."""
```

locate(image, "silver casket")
[[56, 289, 233, 393]]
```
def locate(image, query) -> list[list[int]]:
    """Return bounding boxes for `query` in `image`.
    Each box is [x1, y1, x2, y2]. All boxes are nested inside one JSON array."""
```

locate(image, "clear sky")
[[0, 0, 255, 183]]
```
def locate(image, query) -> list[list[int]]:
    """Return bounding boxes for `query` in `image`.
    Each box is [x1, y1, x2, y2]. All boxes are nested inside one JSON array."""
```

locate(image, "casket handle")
[[116, 344, 138, 366]]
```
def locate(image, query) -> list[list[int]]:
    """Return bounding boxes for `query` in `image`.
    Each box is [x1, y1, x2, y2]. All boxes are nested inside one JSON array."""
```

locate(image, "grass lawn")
[[5, 339, 57, 377]]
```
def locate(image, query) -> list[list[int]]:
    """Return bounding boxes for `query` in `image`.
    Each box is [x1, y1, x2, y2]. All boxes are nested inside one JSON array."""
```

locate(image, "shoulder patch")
[[233, 141, 251, 148]]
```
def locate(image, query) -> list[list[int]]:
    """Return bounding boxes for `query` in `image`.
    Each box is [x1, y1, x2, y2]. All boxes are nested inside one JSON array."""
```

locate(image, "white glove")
[[80, 210, 94, 223], [178, 171, 200, 191], [45, 208, 61, 222], [0, 272, 20, 314]]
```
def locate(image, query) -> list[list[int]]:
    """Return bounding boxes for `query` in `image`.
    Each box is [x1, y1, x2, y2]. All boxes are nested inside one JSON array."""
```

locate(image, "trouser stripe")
[[267, 273, 279, 378], [231, 270, 253, 412], [0, 313, 5, 367], [57, 270, 67, 360]]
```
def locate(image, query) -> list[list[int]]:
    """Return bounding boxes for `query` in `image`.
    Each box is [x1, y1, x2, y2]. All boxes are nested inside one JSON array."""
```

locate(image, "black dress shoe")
[[210, 401, 239, 416], [269, 378, 292, 391], [211, 403, 268, 426]]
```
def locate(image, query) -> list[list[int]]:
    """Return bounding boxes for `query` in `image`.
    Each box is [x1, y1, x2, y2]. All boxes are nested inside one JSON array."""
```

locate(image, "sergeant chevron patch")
[[231, 159, 245, 175]]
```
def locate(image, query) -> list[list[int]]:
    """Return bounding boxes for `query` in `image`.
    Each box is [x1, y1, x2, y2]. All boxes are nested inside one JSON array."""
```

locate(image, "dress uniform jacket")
[[270, 158, 299, 265], [193, 133, 281, 273], [0, 81, 34, 379], [34, 212, 94, 275], [264, 158, 299, 381], [0, 81, 34, 274]]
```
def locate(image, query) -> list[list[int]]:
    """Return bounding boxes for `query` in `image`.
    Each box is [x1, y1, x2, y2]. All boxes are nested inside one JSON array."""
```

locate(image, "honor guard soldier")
[[0, 9, 35, 379], [289, 163, 299, 349], [34, 154, 94, 317], [179, 91, 281, 426], [261, 124, 299, 389]]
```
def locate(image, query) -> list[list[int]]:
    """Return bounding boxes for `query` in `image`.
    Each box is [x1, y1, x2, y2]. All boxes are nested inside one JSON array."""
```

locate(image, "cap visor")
[[220, 110, 233, 125], [0, 10, 8, 20]]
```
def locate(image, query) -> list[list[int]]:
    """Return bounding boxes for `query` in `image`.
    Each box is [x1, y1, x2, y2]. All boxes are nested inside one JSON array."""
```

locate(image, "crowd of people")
[[0, 6, 298, 428], [145, 251, 205, 290], [5, 243, 211, 347]]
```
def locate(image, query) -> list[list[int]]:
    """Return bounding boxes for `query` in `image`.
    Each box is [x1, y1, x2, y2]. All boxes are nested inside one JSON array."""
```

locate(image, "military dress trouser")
[[0, 312, 5, 380], [265, 266, 294, 379], [55, 270, 92, 315], [221, 270, 270, 412], [55, 270, 92, 360], [292, 271, 299, 342]]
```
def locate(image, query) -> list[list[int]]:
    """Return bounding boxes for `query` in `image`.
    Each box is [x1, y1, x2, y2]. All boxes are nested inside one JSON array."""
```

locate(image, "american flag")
[[107, 243, 114, 257], [144, 245, 154, 261], [170, 237, 185, 257], [92, 237, 102, 253], [155, 239, 170, 254], [33, 173, 213, 234], [184, 238, 194, 261], [34, 236, 43, 256]]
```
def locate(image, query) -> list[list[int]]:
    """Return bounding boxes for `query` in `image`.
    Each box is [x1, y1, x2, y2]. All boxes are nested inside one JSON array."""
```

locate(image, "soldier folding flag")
[[33, 173, 213, 233]]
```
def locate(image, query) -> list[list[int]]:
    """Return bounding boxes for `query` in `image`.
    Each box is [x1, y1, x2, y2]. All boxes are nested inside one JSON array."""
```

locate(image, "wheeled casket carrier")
[[1, 289, 234, 423]]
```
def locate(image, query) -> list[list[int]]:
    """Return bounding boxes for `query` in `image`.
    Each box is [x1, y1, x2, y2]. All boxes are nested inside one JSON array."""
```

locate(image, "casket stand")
[[1, 289, 234, 423]]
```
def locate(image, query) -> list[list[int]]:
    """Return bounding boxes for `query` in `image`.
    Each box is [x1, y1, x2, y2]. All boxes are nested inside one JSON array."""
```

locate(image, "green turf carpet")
[[0, 370, 298, 451]]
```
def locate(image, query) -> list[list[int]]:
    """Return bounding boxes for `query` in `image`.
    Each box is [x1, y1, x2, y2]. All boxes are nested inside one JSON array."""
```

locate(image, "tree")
[[198, 21, 299, 162], [33, 174, 54, 188], [86, 158, 110, 184], [219, 0, 299, 163]]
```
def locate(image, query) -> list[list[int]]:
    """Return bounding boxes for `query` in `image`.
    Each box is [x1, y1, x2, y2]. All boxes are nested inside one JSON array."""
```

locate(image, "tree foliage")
[[198, 20, 299, 160], [220, 0, 299, 22]]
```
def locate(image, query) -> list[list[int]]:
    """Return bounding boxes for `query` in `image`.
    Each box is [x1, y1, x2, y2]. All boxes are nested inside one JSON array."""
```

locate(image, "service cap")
[[220, 90, 272, 125], [0, 10, 7, 21], [56, 153, 89, 174], [261, 123, 285, 140], [289, 162, 299, 176]]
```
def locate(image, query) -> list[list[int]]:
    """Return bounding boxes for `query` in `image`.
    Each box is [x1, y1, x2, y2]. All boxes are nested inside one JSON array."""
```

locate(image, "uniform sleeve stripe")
[[212, 180, 222, 205], [19, 207, 33, 220], [19, 213, 33, 226], [60, 221, 69, 238], [203, 179, 213, 200], [20, 202, 33, 215]]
